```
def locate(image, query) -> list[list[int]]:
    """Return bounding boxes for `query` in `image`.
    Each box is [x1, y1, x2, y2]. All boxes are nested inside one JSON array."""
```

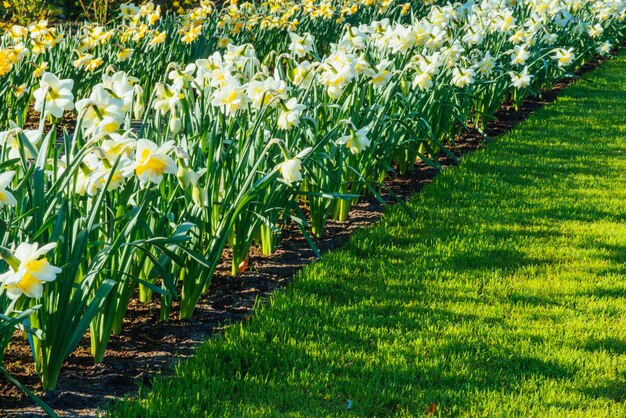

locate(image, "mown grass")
[[107, 52, 626, 417]]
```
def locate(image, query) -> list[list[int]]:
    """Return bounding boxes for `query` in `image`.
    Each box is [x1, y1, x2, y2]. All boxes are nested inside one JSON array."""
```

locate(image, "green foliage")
[[0, 0, 51, 25], [107, 51, 626, 417], [73, 0, 125, 23]]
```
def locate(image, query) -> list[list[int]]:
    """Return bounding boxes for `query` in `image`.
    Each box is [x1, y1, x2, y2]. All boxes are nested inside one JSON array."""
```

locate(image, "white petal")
[[0, 171, 15, 188]]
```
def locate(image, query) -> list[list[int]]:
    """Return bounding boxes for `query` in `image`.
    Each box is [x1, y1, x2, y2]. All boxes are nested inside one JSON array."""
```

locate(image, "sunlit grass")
[[107, 51, 626, 417]]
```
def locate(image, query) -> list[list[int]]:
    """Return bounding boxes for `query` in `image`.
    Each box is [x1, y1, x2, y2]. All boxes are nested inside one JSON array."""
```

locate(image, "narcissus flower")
[[75, 84, 125, 138], [117, 48, 134, 62], [509, 45, 529, 66], [370, 59, 392, 88], [33, 72, 75, 118], [320, 49, 357, 99], [451, 67, 474, 88], [475, 52, 495, 75], [211, 79, 248, 116], [289, 32, 314, 57], [596, 41, 612, 55], [0, 242, 62, 300], [413, 72, 433, 91], [337, 126, 371, 155], [290, 61, 315, 86], [510, 67, 533, 89], [279, 158, 303, 185], [0, 171, 17, 208], [153, 82, 184, 115], [552, 48, 574, 68], [247, 77, 289, 109], [0, 49, 13, 76], [278, 98, 306, 130], [128, 139, 177, 186], [0, 128, 40, 159]]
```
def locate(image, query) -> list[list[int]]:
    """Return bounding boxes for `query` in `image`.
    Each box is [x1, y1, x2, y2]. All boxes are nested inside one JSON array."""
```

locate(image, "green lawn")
[[107, 52, 626, 417]]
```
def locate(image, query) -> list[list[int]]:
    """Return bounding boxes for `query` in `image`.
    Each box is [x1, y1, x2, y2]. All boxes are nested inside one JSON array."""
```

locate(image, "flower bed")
[[0, 0, 624, 401]]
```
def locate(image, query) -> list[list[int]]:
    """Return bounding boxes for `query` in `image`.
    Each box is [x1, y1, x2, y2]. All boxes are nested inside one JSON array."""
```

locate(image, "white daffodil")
[[278, 99, 306, 130], [475, 52, 495, 76], [337, 126, 371, 155], [75, 84, 125, 138], [370, 59, 393, 88], [247, 77, 289, 109], [413, 72, 433, 91], [451, 67, 474, 88], [588, 24, 604, 38], [0, 171, 18, 208], [129, 139, 177, 186], [168, 63, 197, 89], [0, 128, 41, 159], [289, 32, 314, 58], [552, 48, 574, 68], [33, 72, 75, 118], [119, 2, 140, 19], [509, 45, 529, 66], [211, 78, 249, 116], [102, 71, 139, 114], [384, 24, 417, 54], [153, 82, 183, 115], [279, 158, 302, 186], [87, 160, 131, 196], [224, 44, 259, 72], [291, 61, 315, 87], [319, 48, 358, 99], [596, 41, 612, 55], [99, 132, 136, 162], [0, 242, 62, 300], [510, 67, 533, 89]]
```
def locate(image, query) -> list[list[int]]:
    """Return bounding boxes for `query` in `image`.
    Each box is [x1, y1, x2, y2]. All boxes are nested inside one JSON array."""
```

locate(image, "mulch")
[[0, 54, 610, 418]]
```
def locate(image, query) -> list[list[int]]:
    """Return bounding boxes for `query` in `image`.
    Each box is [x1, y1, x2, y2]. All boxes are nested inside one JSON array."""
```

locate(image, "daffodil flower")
[[75, 84, 125, 138], [279, 158, 303, 186], [0, 242, 62, 300], [0, 171, 17, 208], [289, 32, 314, 58], [552, 48, 574, 68], [0, 128, 40, 159], [413, 72, 433, 91], [278, 98, 306, 130], [510, 67, 533, 89], [33, 72, 75, 118], [127, 139, 177, 186], [211, 79, 249, 116], [337, 126, 371, 155]]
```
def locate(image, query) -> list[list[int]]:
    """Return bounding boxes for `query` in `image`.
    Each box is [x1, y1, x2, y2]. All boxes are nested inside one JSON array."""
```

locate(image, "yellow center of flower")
[[136, 149, 168, 176], [46, 88, 60, 101], [227, 90, 239, 104], [27, 257, 48, 271], [17, 272, 41, 294], [18, 258, 49, 293]]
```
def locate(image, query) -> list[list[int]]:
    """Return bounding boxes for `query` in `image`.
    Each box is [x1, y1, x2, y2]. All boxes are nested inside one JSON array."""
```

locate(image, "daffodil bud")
[[169, 114, 182, 134], [177, 165, 199, 189], [192, 185, 206, 208], [400, 76, 409, 95], [133, 86, 145, 119]]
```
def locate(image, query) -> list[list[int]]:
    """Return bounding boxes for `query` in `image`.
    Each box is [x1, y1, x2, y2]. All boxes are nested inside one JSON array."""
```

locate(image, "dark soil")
[[0, 54, 610, 418]]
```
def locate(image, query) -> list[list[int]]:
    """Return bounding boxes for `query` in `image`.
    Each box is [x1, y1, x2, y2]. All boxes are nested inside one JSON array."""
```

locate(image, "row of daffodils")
[[0, 0, 624, 391]]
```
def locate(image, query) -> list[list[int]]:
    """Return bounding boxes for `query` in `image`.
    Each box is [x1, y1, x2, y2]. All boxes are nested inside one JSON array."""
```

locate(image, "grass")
[[107, 52, 626, 417]]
